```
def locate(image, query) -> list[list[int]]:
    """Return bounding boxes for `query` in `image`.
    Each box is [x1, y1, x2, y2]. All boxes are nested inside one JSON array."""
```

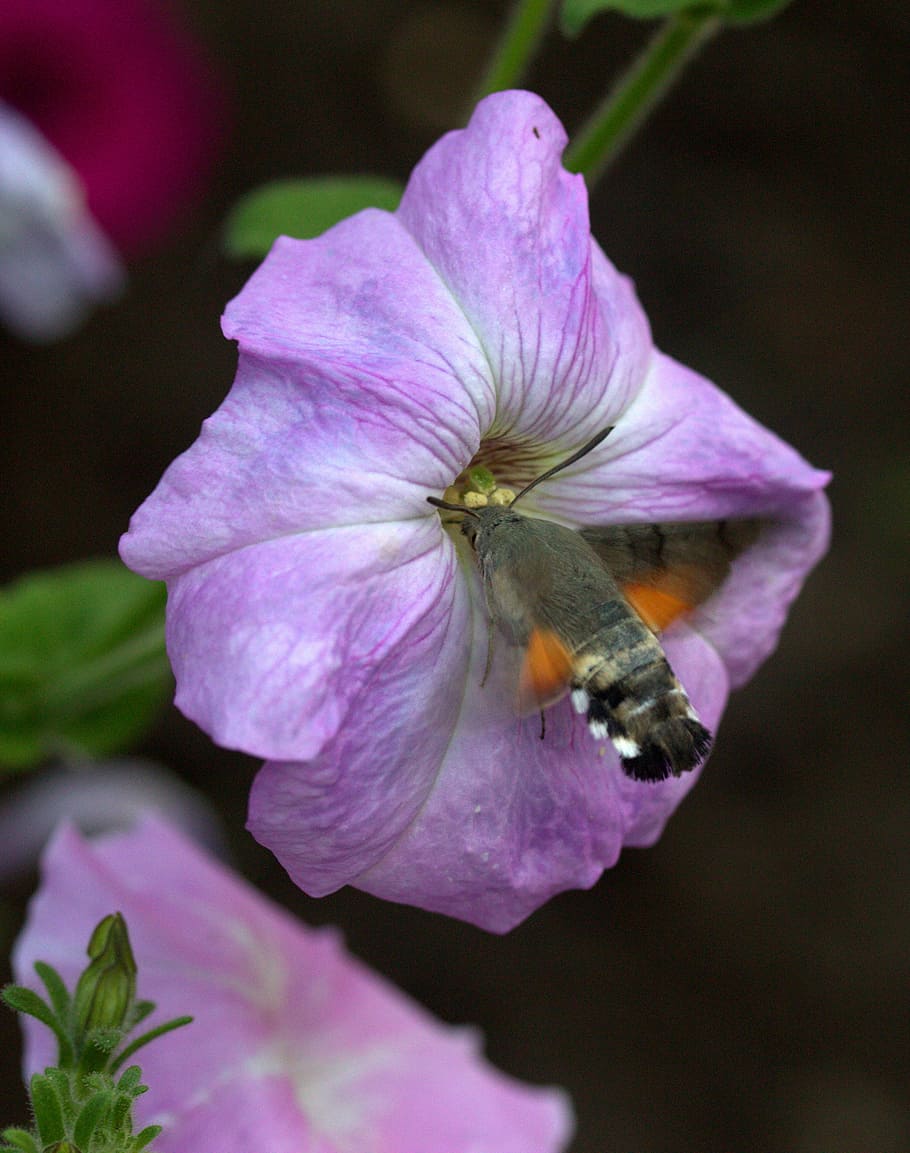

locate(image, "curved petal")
[[15, 819, 572, 1153], [397, 91, 652, 441], [536, 352, 831, 684], [122, 214, 496, 580], [165, 518, 461, 763], [356, 594, 730, 931], [252, 560, 729, 932], [693, 489, 829, 686], [247, 536, 472, 891], [550, 351, 829, 521]]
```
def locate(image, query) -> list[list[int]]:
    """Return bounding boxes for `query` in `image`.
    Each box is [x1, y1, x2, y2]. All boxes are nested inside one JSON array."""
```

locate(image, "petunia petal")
[[532, 351, 831, 685], [355, 588, 730, 932], [397, 91, 652, 442], [165, 518, 465, 765], [14, 818, 573, 1153], [253, 560, 730, 933], [122, 213, 496, 581]]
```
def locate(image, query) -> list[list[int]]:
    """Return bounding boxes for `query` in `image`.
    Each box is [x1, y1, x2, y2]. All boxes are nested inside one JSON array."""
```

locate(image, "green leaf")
[[73, 1094, 110, 1150], [115, 1067, 142, 1094], [0, 1129, 40, 1153], [132, 1126, 161, 1151], [109, 1017, 193, 1075], [41, 1069, 74, 1117], [0, 560, 170, 772], [108, 1089, 133, 1136], [34, 963, 71, 1023], [2, 985, 74, 1067], [2, 984, 55, 1024], [9, 991, 74, 1070], [223, 176, 404, 258], [560, 0, 792, 35], [29, 1076, 65, 1145]]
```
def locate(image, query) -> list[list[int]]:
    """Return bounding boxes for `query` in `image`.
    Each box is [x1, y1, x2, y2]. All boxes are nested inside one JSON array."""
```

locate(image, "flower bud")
[[73, 913, 136, 1034]]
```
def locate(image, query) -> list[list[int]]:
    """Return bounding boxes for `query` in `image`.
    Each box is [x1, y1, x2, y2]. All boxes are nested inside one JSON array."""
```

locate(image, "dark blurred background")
[[2, 1, 908, 1150]]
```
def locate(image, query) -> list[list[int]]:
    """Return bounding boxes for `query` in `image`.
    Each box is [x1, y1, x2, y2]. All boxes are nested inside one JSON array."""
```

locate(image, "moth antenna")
[[426, 496, 481, 517], [510, 426, 613, 507]]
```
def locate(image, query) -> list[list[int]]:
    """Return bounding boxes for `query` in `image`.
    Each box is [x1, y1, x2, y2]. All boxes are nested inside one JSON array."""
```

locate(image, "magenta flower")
[[0, 0, 225, 253], [120, 91, 829, 931], [0, 0, 225, 338], [14, 817, 572, 1153]]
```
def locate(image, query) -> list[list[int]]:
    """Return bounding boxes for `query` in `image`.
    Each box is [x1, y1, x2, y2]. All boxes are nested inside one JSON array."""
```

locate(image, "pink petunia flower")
[[0, 0, 225, 338], [14, 817, 572, 1153], [120, 91, 830, 932]]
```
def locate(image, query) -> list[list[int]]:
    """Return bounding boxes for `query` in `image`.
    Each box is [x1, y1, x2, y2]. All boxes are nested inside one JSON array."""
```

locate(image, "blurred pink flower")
[[0, 0, 225, 253], [14, 817, 572, 1153], [0, 0, 226, 337]]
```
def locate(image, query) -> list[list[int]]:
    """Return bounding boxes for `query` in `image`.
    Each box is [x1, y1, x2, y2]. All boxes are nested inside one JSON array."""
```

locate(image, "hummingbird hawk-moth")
[[428, 428, 759, 782]]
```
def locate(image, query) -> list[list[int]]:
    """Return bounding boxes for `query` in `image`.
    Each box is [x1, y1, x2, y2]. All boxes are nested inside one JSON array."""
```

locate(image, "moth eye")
[[461, 521, 479, 547]]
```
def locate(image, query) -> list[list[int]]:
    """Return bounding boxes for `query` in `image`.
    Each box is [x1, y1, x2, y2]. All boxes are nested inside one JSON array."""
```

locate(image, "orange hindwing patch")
[[519, 627, 574, 711], [622, 581, 694, 632]]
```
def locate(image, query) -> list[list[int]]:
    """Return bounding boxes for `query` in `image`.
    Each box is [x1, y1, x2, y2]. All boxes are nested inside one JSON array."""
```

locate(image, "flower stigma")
[[434, 434, 558, 524]]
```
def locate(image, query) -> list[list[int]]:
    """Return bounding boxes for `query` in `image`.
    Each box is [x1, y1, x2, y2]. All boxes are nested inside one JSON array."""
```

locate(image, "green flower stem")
[[471, 0, 556, 105], [564, 10, 721, 184], [41, 620, 169, 719]]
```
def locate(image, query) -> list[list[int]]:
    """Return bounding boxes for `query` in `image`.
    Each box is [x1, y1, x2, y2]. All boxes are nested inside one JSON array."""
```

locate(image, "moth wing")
[[518, 626, 574, 714], [579, 520, 761, 632]]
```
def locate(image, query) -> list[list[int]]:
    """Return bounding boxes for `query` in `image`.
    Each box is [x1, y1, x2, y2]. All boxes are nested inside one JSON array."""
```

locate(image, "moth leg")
[[480, 615, 496, 688], [539, 709, 546, 740]]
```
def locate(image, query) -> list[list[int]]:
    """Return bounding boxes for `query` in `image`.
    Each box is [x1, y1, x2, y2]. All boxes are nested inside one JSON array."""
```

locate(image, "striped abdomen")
[[569, 596, 710, 782]]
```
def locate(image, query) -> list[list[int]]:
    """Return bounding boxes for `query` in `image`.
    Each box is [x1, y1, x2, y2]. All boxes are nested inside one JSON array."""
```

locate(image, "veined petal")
[[398, 91, 652, 441], [14, 818, 573, 1153], [246, 533, 471, 891], [357, 597, 731, 932], [551, 350, 829, 521], [166, 518, 460, 763], [253, 561, 730, 933], [534, 352, 831, 685], [123, 213, 495, 580]]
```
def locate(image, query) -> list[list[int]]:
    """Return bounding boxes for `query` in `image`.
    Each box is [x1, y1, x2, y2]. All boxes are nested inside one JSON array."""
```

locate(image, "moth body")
[[428, 427, 757, 783], [464, 506, 711, 781]]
